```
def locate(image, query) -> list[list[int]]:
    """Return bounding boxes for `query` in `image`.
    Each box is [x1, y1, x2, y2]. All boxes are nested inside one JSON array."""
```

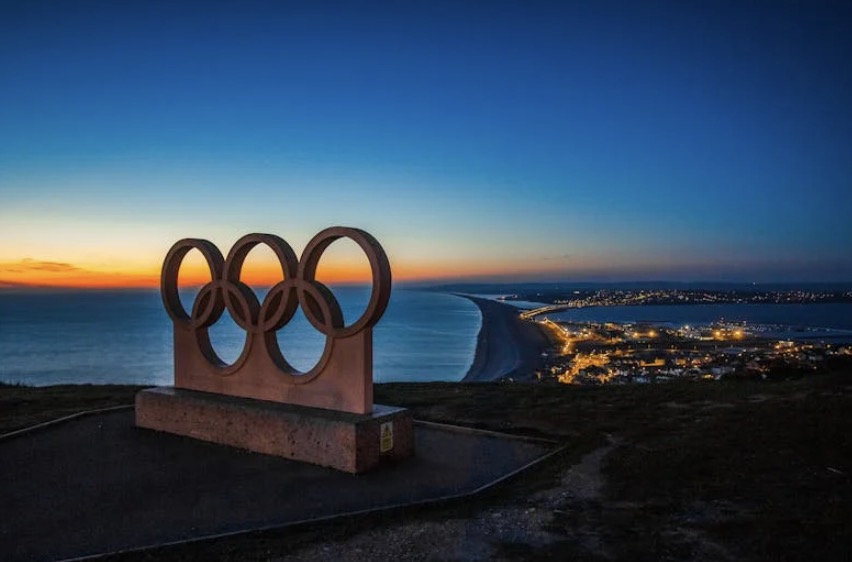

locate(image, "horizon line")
[[3, 278, 852, 293]]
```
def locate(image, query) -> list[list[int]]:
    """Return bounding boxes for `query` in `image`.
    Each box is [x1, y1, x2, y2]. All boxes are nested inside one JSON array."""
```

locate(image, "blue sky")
[[1, 0, 850, 286]]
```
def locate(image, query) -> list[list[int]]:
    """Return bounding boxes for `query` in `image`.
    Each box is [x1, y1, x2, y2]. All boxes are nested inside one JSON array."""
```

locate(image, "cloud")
[[0, 258, 159, 289], [0, 258, 88, 289], [0, 280, 33, 287], [0, 259, 82, 274], [19, 258, 82, 273]]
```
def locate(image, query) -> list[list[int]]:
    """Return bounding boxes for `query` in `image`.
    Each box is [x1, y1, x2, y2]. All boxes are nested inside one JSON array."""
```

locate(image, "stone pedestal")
[[135, 387, 414, 473]]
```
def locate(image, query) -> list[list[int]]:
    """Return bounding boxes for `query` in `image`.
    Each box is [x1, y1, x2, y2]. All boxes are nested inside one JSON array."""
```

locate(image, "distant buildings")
[[537, 319, 848, 385]]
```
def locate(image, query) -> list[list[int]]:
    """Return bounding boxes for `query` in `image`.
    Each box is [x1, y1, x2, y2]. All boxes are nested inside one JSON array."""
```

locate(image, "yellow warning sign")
[[380, 421, 393, 453]]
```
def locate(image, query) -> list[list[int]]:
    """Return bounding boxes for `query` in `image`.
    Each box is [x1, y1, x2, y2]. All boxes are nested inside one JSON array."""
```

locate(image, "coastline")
[[455, 295, 553, 382]]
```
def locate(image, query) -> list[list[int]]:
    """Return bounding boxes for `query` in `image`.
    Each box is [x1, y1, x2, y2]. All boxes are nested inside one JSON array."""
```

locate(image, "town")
[[535, 318, 852, 385], [503, 288, 852, 312]]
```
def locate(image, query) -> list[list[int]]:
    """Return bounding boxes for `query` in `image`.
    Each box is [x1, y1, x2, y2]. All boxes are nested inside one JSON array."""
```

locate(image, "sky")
[[1, 0, 851, 288]]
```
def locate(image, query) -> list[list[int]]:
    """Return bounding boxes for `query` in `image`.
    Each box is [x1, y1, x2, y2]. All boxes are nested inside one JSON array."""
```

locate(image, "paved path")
[[0, 410, 553, 561]]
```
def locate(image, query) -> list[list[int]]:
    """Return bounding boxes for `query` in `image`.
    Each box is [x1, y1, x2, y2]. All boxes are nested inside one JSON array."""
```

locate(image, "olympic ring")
[[161, 227, 392, 379]]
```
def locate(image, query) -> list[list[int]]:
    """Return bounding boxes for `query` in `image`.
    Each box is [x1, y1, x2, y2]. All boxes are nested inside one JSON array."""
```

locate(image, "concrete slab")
[[136, 387, 415, 473], [0, 410, 555, 561]]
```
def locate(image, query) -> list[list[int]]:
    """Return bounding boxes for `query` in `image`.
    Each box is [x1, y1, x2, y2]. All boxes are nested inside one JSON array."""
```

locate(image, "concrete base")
[[135, 387, 414, 473]]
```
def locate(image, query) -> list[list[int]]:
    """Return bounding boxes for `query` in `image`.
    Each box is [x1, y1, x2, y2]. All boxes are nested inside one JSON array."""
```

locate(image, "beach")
[[458, 295, 553, 382]]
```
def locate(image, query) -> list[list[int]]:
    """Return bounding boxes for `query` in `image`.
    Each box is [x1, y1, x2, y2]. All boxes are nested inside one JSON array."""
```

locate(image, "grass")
[[0, 382, 143, 434], [383, 375, 852, 560], [3, 373, 851, 560]]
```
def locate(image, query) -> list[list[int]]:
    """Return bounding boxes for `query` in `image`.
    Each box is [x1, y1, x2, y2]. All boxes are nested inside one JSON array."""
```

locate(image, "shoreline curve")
[[454, 294, 553, 382]]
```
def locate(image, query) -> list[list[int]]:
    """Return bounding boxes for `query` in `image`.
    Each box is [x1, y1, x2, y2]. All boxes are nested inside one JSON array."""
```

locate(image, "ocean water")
[[0, 288, 481, 386], [4, 292, 850, 387]]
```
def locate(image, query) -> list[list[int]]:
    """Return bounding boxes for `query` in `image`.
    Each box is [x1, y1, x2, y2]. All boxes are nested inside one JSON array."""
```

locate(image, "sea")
[[2, 290, 851, 387], [0, 288, 481, 386]]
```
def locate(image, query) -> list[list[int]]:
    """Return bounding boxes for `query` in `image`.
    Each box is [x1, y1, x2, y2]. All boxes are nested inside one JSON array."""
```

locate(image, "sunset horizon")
[[2, 254, 851, 291], [3, 1, 850, 290]]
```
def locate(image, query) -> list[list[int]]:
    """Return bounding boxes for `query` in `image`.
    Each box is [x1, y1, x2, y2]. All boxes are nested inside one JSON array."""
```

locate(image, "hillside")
[[2, 374, 850, 561]]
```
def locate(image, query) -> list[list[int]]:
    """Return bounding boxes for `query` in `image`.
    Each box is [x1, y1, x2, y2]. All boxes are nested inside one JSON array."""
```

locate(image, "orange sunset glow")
[[0, 259, 158, 289], [0, 247, 722, 290], [0, 254, 499, 289], [0, 254, 582, 289]]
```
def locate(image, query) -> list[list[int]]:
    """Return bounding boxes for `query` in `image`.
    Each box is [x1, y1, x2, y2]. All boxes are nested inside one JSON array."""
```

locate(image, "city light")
[[538, 318, 841, 385]]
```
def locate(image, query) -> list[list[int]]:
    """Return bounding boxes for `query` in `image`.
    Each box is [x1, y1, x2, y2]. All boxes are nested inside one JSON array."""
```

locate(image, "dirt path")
[[273, 441, 619, 561]]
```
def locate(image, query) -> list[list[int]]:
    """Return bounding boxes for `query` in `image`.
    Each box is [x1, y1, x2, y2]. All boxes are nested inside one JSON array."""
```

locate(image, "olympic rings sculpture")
[[161, 227, 391, 385]]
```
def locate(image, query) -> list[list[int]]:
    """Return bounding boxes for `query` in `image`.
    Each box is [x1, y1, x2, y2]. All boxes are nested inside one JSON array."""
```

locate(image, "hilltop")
[[2, 372, 850, 561]]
